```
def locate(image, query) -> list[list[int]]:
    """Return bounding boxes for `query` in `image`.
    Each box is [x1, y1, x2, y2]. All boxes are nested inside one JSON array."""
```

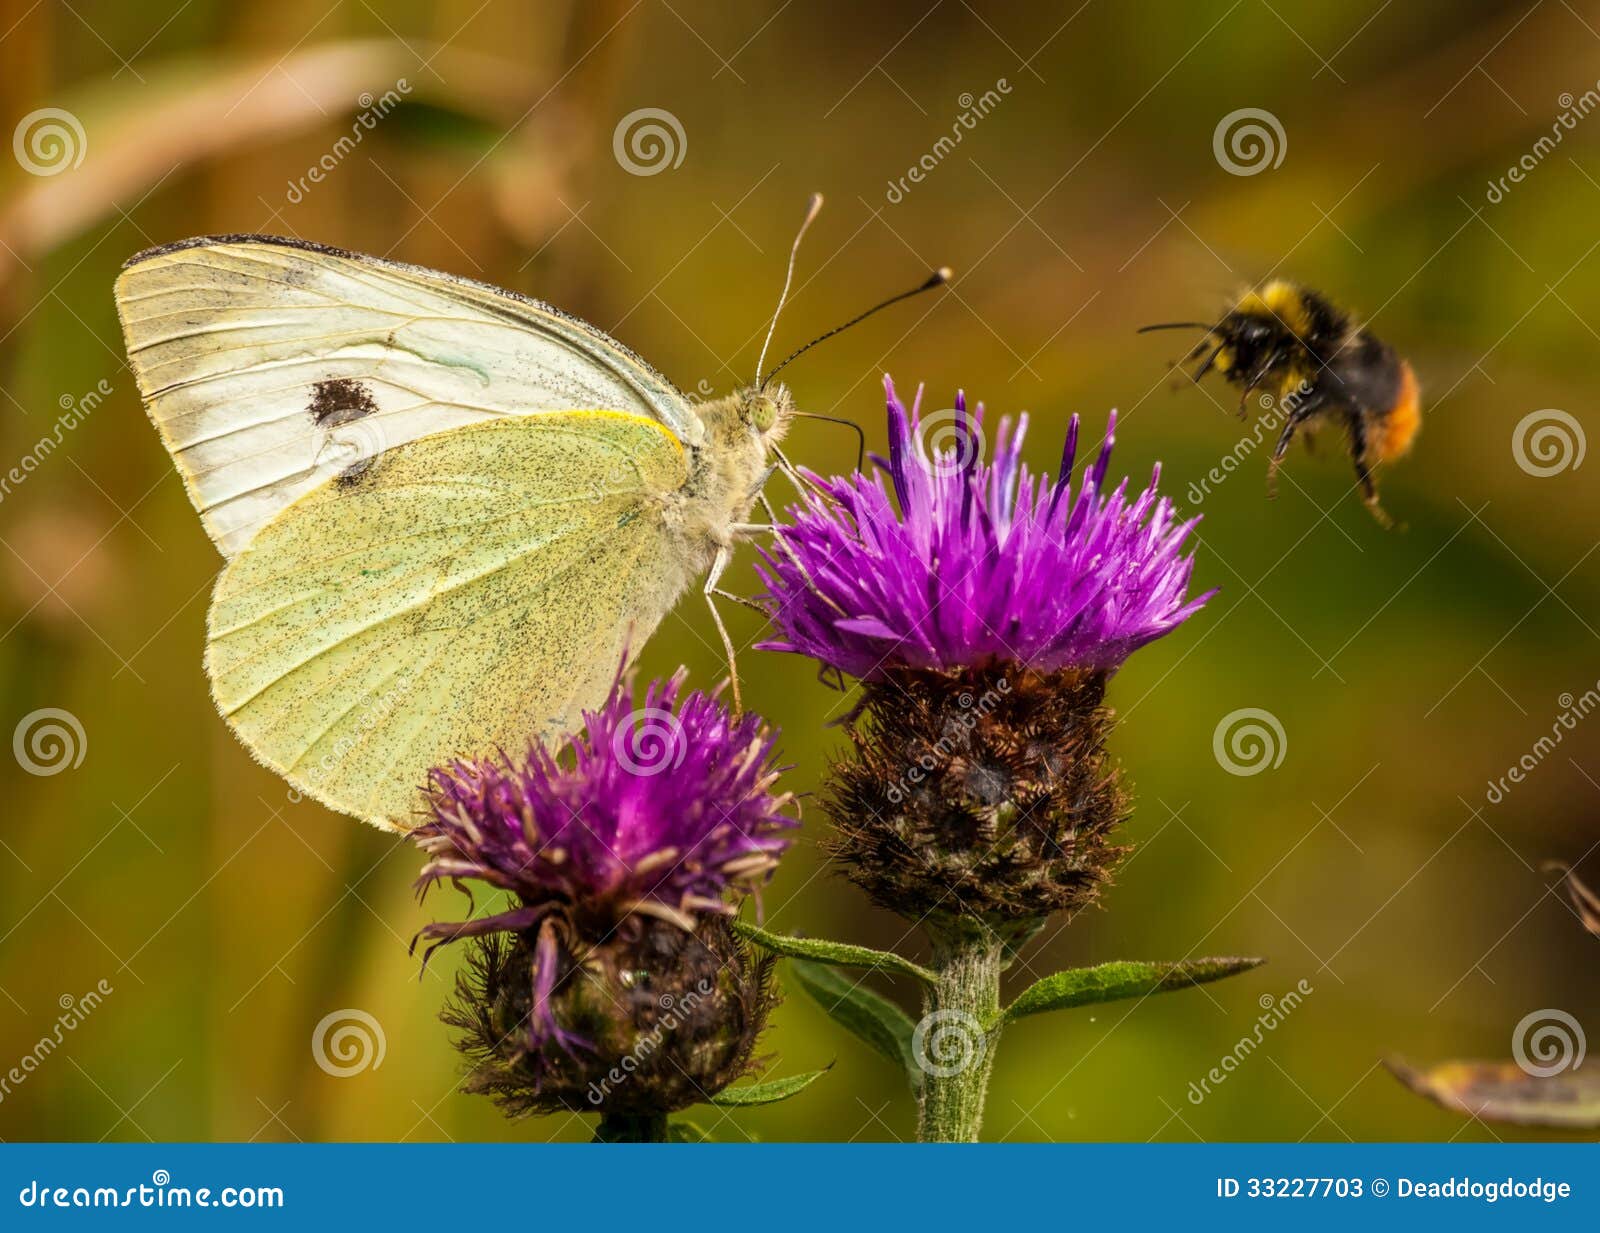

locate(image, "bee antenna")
[[755, 192, 825, 386], [761, 266, 953, 389], [1136, 321, 1215, 333]]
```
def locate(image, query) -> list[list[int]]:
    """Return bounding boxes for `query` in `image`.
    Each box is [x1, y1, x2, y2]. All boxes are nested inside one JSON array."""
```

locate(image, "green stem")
[[915, 920, 1005, 1142], [592, 1111, 670, 1142]]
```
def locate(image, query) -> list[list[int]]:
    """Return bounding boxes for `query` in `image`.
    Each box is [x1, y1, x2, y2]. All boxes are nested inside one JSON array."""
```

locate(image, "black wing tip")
[[121, 233, 368, 270]]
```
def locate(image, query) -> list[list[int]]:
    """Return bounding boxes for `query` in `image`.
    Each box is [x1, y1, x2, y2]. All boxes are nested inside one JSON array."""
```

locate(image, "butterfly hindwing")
[[205, 411, 693, 829], [115, 234, 698, 557]]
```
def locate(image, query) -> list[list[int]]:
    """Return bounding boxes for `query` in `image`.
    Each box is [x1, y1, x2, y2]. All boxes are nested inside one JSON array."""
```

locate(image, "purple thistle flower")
[[756, 376, 1214, 680], [412, 667, 796, 1049]]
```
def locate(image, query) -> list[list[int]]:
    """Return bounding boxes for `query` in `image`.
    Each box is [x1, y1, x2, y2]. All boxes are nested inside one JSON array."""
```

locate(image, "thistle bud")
[[443, 915, 774, 1119], [411, 668, 797, 1127], [827, 663, 1128, 923], [757, 379, 1211, 926]]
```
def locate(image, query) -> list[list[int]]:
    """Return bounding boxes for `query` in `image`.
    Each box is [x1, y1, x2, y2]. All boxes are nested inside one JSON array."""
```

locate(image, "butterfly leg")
[[704, 545, 744, 716], [769, 443, 832, 499]]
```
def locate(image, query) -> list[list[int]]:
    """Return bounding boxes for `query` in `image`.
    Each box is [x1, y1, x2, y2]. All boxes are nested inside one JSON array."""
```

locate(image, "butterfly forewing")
[[115, 234, 697, 557]]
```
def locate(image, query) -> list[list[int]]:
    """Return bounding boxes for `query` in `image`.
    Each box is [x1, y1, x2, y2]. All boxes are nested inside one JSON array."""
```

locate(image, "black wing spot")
[[335, 457, 378, 488], [308, 378, 377, 427]]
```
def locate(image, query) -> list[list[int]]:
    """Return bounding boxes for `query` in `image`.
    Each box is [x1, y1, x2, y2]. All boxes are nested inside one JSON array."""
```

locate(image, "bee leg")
[[1265, 392, 1327, 498], [1350, 454, 1388, 527], [1191, 343, 1225, 385], [1354, 460, 1393, 528], [703, 545, 743, 715], [1238, 355, 1285, 420], [1266, 433, 1293, 498], [1346, 416, 1395, 529]]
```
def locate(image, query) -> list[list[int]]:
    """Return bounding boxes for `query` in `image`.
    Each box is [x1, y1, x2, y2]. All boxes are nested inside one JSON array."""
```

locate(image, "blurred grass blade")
[[787, 959, 921, 1092], [734, 920, 935, 983], [1547, 863, 1600, 937], [0, 38, 551, 285], [1387, 1058, 1600, 1129], [707, 1066, 831, 1107], [1003, 957, 1266, 1023]]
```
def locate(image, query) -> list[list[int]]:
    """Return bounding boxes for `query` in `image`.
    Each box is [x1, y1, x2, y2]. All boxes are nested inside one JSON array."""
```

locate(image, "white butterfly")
[[114, 203, 948, 830]]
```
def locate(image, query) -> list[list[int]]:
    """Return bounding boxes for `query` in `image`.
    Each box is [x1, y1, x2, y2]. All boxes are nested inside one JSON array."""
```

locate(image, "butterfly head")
[[736, 383, 794, 443]]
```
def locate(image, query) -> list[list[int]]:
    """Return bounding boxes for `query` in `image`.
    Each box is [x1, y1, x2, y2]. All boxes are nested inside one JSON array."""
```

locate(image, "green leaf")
[[734, 920, 935, 984], [707, 1065, 832, 1107], [1003, 957, 1266, 1023], [667, 1119, 712, 1142], [1387, 1058, 1600, 1129], [788, 958, 922, 1092]]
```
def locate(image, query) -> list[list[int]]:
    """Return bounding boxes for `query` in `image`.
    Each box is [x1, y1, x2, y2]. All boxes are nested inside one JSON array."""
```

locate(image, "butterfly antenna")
[[791, 411, 866, 470], [760, 266, 953, 389], [755, 192, 825, 386]]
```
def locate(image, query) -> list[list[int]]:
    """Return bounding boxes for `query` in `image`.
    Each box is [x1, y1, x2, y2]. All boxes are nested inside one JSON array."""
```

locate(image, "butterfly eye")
[[747, 396, 777, 433]]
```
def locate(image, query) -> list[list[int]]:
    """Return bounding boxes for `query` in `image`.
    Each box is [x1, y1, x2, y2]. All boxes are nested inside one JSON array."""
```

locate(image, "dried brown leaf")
[[0, 39, 548, 283], [1387, 1057, 1600, 1130], [1547, 863, 1600, 937]]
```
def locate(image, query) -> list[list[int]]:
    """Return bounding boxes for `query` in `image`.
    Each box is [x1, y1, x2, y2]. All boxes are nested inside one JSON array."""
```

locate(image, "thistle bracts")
[[827, 663, 1129, 924], [410, 666, 798, 1133], [443, 915, 774, 1121]]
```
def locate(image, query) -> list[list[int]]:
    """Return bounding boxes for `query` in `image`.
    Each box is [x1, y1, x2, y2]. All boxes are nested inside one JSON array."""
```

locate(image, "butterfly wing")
[[206, 411, 695, 829], [114, 234, 698, 556]]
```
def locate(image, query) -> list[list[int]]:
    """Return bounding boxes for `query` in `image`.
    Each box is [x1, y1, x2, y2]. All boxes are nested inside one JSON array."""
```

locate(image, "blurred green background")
[[1, 0, 1597, 1143]]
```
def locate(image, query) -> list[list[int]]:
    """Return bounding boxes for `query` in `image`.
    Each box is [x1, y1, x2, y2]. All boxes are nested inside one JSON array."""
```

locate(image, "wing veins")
[[217, 501, 661, 714]]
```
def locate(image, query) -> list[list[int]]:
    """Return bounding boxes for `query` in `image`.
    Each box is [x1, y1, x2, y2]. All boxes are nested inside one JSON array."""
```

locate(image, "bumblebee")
[[1142, 280, 1421, 525]]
